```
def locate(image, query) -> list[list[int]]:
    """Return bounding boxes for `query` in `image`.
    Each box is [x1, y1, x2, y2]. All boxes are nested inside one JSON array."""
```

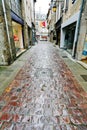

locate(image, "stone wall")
[[0, 23, 5, 64], [63, 0, 82, 22], [5, 0, 16, 62], [0, 0, 16, 65], [0, 1, 11, 65], [76, 0, 87, 60], [21, 0, 29, 48]]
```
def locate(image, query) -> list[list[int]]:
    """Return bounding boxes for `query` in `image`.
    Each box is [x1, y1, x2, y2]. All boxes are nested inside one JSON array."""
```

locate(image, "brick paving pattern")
[[0, 43, 87, 130]]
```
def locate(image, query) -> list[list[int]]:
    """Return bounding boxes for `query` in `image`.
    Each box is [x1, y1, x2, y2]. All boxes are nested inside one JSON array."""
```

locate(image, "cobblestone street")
[[0, 42, 87, 130]]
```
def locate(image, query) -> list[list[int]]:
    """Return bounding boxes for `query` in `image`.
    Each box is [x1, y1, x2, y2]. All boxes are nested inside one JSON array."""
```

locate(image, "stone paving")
[[0, 43, 87, 130]]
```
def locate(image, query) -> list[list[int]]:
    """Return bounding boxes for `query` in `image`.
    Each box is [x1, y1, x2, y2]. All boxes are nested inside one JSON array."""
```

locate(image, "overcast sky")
[[35, 0, 51, 14]]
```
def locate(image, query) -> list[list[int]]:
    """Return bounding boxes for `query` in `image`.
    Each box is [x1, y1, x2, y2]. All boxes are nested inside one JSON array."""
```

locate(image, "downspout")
[[73, 0, 85, 58], [2, 0, 12, 62]]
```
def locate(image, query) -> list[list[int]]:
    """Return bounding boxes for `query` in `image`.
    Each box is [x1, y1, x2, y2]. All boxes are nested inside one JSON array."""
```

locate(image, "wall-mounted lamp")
[[52, 5, 56, 12]]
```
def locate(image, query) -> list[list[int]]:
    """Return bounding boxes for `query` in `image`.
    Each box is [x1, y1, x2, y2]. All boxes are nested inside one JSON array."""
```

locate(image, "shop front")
[[12, 21, 23, 53], [64, 23, 76, 54], [61, 21, 76, 56], [11, 11, 25, 56]]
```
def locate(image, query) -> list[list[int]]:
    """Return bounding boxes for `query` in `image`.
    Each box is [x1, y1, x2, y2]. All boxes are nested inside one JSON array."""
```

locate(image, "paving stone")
[[24, 125, 35, 130], [43, 125, 54, 130], [70, 115, 83, 125], [77, 125, 87, 130], [0, 113, 12, 122], [12, 114, 22, 122], [22, 116, 31, 123], [13, 123, 25, 130], [0, 43, 87, 129]]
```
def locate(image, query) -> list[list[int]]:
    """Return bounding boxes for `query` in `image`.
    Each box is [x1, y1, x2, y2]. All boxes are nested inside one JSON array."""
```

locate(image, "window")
[[63, 0, 69, 12]]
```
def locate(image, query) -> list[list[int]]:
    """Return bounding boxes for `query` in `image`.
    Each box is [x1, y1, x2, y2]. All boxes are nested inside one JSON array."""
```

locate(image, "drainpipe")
[[2, 0, 12, 63], [73, 0, 85, 58]]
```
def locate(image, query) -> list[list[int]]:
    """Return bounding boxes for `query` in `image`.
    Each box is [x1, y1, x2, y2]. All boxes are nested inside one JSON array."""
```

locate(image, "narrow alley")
[[0, 42, 87, 130]]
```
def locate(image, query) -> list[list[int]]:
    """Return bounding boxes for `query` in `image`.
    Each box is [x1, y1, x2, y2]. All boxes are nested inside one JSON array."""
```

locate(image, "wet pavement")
[[0, 42, 87, 130]]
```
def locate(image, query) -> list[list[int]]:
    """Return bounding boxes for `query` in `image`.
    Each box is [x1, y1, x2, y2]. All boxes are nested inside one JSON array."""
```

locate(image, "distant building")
[[47, 0, 56, 43], [35, 12, 48, 41]]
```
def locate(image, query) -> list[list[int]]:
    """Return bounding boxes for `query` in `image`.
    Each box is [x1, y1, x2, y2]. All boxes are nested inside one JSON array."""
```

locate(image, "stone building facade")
[[0, 0, 14, 65], [47, 0, 87, 64], [47, 0, 56, 43], [0, 0, 36, 65], [55, 0, 64, 46], [35, 13, 48, 41], [60, 0, 87, 63]]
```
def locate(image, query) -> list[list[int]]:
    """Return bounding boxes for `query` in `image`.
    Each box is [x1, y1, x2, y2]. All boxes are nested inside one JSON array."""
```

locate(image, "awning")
[[11, 11, 24, 25]]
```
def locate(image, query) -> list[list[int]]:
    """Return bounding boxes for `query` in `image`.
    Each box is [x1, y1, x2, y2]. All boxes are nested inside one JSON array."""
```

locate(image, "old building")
[[55, 0, 64, 46], [60, 0, 87, 64], [23, 0, 32, 47], [47, 0, 56, 43], [0, 0, 36, 65], [31, 0, 36, 44], [35, 12, 48, 41], [47, 0, 87, 65]]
